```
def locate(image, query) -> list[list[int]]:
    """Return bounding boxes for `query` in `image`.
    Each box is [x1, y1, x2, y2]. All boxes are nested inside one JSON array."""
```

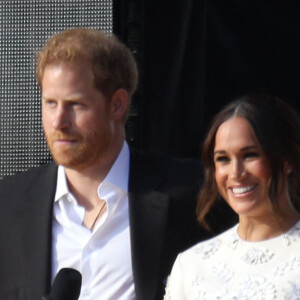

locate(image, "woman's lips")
[[230, 184, 257, 195]]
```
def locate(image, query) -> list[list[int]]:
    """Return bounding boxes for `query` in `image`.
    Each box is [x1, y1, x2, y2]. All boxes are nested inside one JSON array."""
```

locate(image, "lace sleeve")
[[163, 254, 187, 300]]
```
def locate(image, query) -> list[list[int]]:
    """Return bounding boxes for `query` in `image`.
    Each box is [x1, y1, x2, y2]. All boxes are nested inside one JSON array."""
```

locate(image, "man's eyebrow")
[[42, 93, 86, 101]]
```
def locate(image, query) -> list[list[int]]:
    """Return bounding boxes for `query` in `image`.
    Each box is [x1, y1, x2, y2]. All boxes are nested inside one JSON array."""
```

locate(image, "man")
[[0, 28, 210, 300]]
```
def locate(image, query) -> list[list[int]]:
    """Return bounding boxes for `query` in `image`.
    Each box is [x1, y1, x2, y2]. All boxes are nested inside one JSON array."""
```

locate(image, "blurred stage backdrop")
[[1, 0, 300, 177]]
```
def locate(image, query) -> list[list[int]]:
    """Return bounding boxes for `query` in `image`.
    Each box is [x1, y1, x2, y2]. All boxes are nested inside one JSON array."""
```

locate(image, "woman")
[[164, 95, 300, 299]]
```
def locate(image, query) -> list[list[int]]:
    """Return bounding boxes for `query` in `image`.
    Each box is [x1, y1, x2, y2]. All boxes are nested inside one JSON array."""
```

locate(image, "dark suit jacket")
[[0, 149, 211, 300]]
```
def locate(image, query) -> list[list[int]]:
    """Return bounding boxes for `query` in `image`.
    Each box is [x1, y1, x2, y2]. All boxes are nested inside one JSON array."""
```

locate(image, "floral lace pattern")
[[164, 221, 300, 300], [216, 276, 277, 300], [221, 275, 277, 299], [212, 262, 234, 284], [242, 247, 274, 265], [284, 223, 300, 245], [193, 237, 222, 259], [283, 279, 300, 300], [274, 256, 300, 277]]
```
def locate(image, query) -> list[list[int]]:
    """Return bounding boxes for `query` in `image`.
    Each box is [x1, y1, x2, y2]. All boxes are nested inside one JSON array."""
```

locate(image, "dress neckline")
[[232, 220, 300, 246]]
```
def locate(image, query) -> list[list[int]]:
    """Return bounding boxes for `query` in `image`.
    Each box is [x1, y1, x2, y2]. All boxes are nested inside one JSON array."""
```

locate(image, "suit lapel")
[[16, 163, 57, 298], [128, 150, 169, 300]]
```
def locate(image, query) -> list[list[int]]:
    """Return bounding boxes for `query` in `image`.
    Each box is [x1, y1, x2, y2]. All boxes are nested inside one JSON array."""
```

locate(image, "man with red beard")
[[0, 28, 221, 300]]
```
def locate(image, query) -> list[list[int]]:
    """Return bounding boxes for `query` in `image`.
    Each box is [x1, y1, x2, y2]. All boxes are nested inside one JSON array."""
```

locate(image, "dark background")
[[114, 0, 300, 159]]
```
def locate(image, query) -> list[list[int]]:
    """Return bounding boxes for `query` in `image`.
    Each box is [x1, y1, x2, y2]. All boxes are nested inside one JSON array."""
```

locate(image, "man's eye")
[[70, 102, 85, 108], [45, 100, 56, 106]]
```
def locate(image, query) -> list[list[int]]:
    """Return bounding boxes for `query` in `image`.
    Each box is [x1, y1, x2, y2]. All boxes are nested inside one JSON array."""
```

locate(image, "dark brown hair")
[[197, 94, 300, 229]]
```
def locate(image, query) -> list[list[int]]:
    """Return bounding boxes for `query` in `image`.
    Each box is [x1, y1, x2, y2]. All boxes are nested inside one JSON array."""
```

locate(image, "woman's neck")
[[238, 208, 300, 242]]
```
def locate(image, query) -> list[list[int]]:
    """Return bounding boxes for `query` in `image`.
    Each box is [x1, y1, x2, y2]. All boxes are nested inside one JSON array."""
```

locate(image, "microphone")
[[42, 268, 82, 300]]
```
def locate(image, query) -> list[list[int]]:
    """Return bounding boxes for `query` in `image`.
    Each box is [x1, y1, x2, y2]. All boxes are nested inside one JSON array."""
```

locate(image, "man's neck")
[[64, 140, 124, 208]]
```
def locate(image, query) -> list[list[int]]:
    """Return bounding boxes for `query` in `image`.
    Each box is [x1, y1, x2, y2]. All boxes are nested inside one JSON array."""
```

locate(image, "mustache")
[[47, 131, 81, 140]]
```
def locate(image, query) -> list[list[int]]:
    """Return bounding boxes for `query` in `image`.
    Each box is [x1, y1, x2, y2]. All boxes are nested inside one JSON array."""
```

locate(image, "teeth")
[[232, 186, 255, 194]]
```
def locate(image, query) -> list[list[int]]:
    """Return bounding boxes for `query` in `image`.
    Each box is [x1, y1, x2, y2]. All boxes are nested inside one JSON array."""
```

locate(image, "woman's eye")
[[215, 156, 229, 162], [244, 152, 258, 159]]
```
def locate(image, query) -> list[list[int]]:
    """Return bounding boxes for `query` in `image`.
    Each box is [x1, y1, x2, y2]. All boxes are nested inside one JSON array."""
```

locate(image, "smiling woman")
[[214, 117, 273, 229], [198, 95, 300, 234], [164, 95, 300, 299]]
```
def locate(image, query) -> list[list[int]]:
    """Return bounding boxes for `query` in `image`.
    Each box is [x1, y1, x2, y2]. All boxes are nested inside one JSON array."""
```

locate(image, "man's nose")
[[52, 105, 71, 129]]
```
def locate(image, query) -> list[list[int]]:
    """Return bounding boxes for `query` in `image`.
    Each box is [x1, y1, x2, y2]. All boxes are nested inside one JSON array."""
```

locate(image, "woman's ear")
[[110, 89, 129, 121]]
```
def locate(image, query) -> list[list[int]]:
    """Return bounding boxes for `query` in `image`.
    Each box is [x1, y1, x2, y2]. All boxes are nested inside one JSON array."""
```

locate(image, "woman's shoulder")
[[178, 224, 239, 263]]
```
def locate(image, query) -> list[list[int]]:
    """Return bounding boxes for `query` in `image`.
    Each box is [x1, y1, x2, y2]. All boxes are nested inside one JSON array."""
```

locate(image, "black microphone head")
[[51, 268, 82, 300]]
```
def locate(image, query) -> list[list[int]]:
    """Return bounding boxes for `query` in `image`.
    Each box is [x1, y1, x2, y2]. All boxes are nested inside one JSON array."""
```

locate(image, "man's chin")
[[53, 158, 77, 168], [49, 145, 96, 169], [51, 152, 81, 168]]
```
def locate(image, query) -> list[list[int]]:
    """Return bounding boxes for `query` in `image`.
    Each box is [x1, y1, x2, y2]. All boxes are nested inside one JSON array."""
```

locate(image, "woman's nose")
[[230, 160, 246, 179]]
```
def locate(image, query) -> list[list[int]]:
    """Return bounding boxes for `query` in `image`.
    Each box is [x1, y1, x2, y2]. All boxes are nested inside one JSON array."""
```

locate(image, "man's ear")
[[110, 89, 129, 121], [284, 161, 293, 175]]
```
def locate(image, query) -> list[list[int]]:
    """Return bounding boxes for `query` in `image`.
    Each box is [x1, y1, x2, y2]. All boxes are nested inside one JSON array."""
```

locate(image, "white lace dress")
[[164, 220, 300, 300]]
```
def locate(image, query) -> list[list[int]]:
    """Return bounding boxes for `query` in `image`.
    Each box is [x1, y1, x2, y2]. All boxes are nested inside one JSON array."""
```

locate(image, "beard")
[[45, 130, 109, 170]]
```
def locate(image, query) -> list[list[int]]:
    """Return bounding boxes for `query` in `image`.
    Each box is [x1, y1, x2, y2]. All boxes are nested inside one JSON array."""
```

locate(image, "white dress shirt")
[[52, 142, 135, 300]]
